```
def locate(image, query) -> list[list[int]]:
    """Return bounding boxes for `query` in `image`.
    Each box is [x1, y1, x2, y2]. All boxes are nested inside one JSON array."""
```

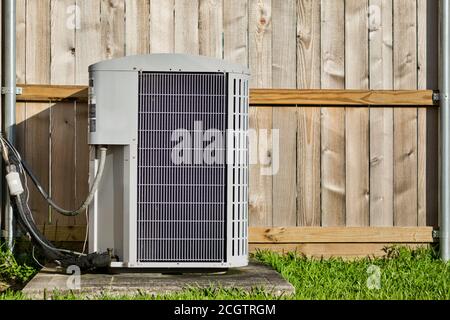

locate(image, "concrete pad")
[[23, 261, 295, 299]]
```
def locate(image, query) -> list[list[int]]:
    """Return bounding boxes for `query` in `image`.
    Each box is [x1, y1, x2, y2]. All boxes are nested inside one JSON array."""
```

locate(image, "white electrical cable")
[[32, 246, 45, 268]]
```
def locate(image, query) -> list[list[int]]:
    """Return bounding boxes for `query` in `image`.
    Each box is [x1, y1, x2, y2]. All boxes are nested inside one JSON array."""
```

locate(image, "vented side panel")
[[137, 72, 227, 262], [230, 77, 249, 259]]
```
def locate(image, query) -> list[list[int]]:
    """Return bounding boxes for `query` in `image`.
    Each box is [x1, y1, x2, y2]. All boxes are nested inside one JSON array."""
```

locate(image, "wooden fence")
[[1, 0, 442, 257]]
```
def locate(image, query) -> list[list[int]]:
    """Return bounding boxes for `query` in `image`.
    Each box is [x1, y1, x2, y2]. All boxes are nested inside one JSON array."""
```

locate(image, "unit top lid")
[[89, 53, 250, 75]]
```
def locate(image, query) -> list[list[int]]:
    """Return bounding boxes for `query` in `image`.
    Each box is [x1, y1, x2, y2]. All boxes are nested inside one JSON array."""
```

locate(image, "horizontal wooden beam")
[[249, 243, 429, 259], [16, 84, 436, 106], [38, 225, 435, 244], [250, 89, 435, 106], [18, 84, 88, 103], [249, 227, 435, 243]]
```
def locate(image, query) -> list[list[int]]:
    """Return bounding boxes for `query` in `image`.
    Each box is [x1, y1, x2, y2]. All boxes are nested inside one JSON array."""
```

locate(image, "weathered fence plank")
[[248, 0, 273, 226], [174, 0, 199, 54], [345, 0, 369, 226], [417, 0, 439, 228], [249, 107, 273, 226], [50, 0, 77, 226], [296, 0, 321, 227], [321, 108, 346, 226], [272, 0, 297, 226], [15, 0, 26, 164], [74, 1, 103, 228], [369, 0, 394, 226], [393, 0, 418, 226], [249, 0, 272, 88], [25, 0, 51, 226], [321, 0, 345, 226], [75, 0, 101, 85], [297, 107, 321, 226], [297, 0, 321, 90], [223, 0, 248, 65], [199, 0, 223, 58], [149, 0, 174, 53], [272, 107, 297, 226], [125, 0, 150, 55], [100, 0, 125, 60], [418, 0, 427, 226]]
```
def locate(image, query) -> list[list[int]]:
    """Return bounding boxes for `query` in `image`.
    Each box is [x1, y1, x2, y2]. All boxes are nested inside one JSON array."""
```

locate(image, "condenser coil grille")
[[137, 72, 227, 262]]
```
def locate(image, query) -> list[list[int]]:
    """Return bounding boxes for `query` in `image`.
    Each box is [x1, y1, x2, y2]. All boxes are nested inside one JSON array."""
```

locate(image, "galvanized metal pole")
[[440, 0, 450, 261], [2, 0, 17, 249]]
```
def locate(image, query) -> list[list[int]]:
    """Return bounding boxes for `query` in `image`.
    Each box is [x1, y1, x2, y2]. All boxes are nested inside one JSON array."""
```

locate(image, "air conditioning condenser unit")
[[88, 54, 250, 269]]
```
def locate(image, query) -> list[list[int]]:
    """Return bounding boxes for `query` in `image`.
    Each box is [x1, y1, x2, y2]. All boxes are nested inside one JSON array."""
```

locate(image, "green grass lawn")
[[1, 245, 449, 300]]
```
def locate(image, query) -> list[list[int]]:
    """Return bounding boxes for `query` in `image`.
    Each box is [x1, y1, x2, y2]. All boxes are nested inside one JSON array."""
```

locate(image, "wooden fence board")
[[393, 0, 418, 226], [418, 107, 427, 226], [199, 0, 223, 58], [51, 0, 76, 84], [369, 0, 394, 226], [425, 108, 439, 227], [345, 108, 370, 226], [75, 0, 101, 85], [345, 0, 369, 226], [297, 107, 321, 226], [321, 108, 346, 226], [74, 0, 104, 229], [25, 0, 51, 225], [321, 0, 345, 88], [50, 104, 77, 225], [174, 0, 199, 54], [75, 102, 89, 228], [369, 108, 394, 226], [16, 0, 26, 84], [296, 0, 321, 227], [297, 0, 321, 89], [272, 0, 296, 88], [37, 225, 434, 244], [249, 0, 272, 88], [320, 0, 345, 226], [24, 104, 51, 226], [16, 0, 27, 162], [345, 0, 369, 90], [417, 0, 427, 226], [149, 0, 174, 53], [272, 107, 297, 226], [272, 0, 297, 227], [125, 0, 150, 55], [26, 0, 51, 84], [393, 107, 419, 226], [249, 107, 273, 226], [100, 0, 125, 60], [50, 0, 77, 226], [249, 89, 435, 106], [368, 0, 393, 90], [223, 0, 248, 65], [248, 0, 273, 226]]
